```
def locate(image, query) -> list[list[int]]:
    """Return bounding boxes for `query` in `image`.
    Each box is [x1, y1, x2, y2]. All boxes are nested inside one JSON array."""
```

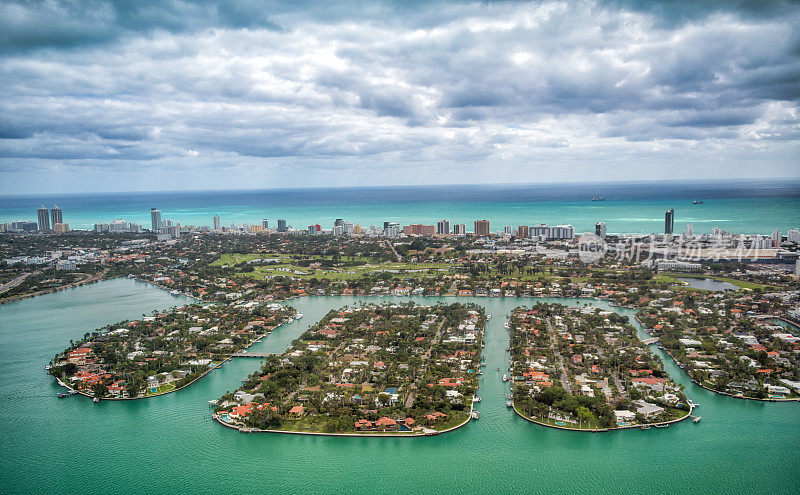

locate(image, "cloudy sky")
[[1, 0, 798, 194]]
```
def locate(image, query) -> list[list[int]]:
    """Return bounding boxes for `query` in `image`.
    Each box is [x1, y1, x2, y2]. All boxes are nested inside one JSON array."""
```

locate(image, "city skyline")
[[1, 0, 799, 194]]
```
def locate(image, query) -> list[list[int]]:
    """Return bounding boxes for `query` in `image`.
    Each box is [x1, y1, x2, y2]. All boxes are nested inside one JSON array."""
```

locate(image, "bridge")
[[642, 337, 660, 345], [230, 352, 275, 358]]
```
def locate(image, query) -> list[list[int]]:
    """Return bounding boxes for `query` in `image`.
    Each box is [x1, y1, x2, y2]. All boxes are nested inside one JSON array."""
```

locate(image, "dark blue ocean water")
[[1, 179, 798, 234]]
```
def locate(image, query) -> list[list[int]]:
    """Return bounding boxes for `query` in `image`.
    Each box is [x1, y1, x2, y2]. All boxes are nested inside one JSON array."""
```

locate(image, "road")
[[547, 318, 571, 394], [0, 272, 34, 294], [384, 240, 402, 262], [406, 320, 446, 409]]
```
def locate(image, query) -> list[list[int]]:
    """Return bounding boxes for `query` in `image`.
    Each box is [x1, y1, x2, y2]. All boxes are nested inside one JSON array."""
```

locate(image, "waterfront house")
[[633, 400, 664, 419]]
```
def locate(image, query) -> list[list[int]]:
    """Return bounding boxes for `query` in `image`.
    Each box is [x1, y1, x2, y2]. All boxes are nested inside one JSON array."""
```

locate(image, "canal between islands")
[[1, 278, 798, 494]]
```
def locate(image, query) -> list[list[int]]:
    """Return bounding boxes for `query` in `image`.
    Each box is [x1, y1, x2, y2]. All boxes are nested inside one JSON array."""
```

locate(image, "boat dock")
[[230, 352, 275, 358]]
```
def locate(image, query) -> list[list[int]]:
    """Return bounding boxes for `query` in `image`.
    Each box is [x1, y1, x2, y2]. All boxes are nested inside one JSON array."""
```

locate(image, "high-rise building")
[[474, 220, 490, 236], [772, 229, 781, 243], [504, 226, 512, 235], [530, 224, 574, 240], [262, 219, 269, 230], [151, 208, 162, 232], [685, 223, 693, 237], [787, 229, 800, 243], [277, 219, 287, 232], [37, 205, 50, 232], [53, 223, 69, 233], [517, 225, 530, 238], [213, 215, 221, 230], [384, 222, 400, 238], [436, 219, 450, 235], [453, 224, 466, 236], [50, 205, 62, 226], [595, 222, 606, 238], [334, 219, 344, 229], [665, 209, 674, 235]]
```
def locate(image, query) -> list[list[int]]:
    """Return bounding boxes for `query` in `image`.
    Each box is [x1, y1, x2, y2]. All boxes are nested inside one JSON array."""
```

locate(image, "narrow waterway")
[[1, 280, 798, 495]]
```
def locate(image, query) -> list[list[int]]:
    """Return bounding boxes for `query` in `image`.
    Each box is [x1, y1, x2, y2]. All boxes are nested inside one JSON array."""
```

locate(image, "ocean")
[[1, 178, 799, 234]]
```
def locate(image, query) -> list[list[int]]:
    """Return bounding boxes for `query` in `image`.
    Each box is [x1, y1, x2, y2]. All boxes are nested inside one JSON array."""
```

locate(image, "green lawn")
[[214, 253, 455, 281]]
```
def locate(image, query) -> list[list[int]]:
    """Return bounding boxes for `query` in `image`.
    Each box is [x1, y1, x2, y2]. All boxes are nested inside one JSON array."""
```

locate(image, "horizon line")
[[2, 176, 799, 198]]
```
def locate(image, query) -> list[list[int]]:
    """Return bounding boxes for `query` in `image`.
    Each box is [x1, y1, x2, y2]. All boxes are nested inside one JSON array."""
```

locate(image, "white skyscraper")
[[213, 215, 220, 230], [150, 208, 162, 232], [686, 223, 693, 237]]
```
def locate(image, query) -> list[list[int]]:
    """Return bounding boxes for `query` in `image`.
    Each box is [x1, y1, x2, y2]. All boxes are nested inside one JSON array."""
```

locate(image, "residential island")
[[509, 303, 691, 430], [637, 293, 800, 400], [48, 302, 295, 399], [213, 302, 485, 435]]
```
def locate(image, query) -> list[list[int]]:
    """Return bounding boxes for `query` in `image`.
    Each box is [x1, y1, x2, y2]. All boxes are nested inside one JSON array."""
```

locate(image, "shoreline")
[[0, 269, 110, 306], [511, 402, 693, 432], [211, 399, 475, 437]]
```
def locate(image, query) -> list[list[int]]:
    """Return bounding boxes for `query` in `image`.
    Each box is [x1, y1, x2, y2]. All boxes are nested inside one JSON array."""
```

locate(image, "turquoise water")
[[2, 180, 799, 234], [1, 279, 799, 494]]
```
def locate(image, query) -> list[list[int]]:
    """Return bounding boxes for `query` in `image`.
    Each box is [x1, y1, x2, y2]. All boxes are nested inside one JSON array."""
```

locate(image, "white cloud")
[[0, 0, 798, 193]]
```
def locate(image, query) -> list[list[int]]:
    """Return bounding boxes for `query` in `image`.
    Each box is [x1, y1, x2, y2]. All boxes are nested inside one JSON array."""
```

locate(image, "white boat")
[[693, 416, 702, 423], [473, 396, 481, 402], [504, 322, 510, 329], [295, 313, 303, 319], [170, 289, 182, 295], [502, 374, 508, 382], [471, 411, 479, 419], [506, 400, 513, 407], [287, 318, 294, 323]]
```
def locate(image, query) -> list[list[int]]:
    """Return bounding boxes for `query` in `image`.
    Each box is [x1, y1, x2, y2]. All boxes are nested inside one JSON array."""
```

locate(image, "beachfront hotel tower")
[[50, 205, 62, 226], [665, 209, 674, 235], [437, 219, 450, 235], [151, 208, 162, 232], [595, 222, 606, 238], [474, 219, 490, 236], [37, 205, 50, 232]]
